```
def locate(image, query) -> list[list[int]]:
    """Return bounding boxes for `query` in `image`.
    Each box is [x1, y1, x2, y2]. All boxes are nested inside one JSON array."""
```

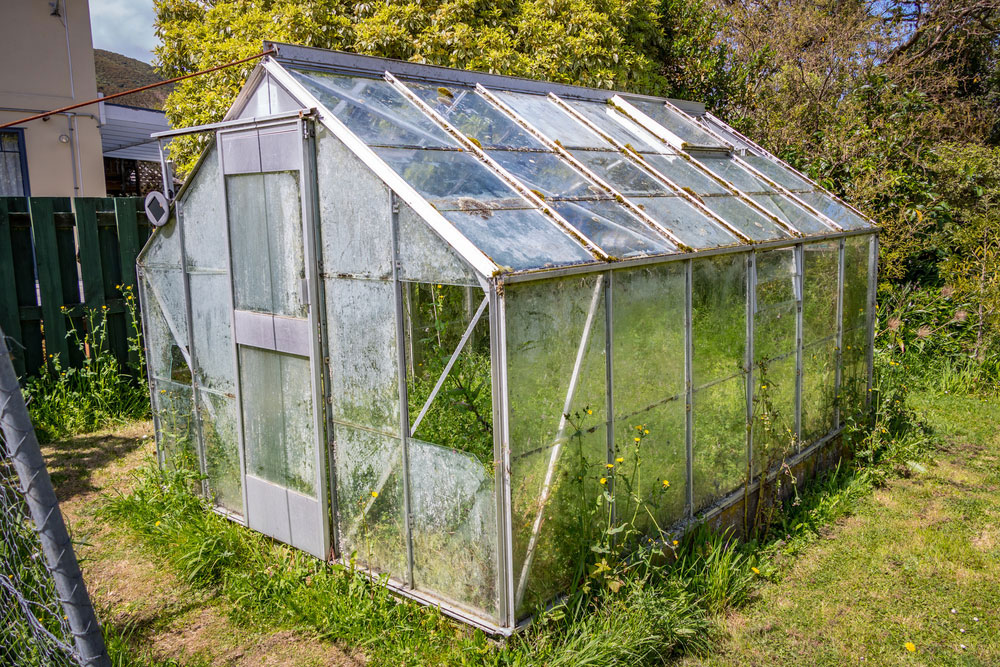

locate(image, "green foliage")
[[22, 288, 149, 443]]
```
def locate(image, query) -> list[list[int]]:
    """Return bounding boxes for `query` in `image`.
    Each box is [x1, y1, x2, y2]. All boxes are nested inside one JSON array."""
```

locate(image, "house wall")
[[0, 0, 106, 196]]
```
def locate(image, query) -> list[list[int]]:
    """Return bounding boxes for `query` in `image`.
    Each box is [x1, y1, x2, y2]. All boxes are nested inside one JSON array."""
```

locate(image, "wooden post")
[[114, 198, 141, 372], [73, 198, 106, 308], [29, 198, 69, 366], [0, 199, 24, 376]]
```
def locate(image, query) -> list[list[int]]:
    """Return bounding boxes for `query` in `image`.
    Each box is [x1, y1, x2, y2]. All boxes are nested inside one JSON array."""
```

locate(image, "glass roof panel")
[[373, 147, 525, 209], [630, 196, 740, 249], [490, 150, 601, 199], [694, 154, 773, 193], [441, 209, 595, 271], [642, 154, 728, 195], [551, 200, 674, 258], [624, 98, 728, 149], [743, 156, 812, 191], [700, 196, 790, 240], [561, 99, 663, 149], [405, 83, 546, 150], [290, 68, 453, 148], [797, 192, 872, 229], [570, 150, 673, 196], [489, 90, 607, 148], [750, 194, 832, 234]]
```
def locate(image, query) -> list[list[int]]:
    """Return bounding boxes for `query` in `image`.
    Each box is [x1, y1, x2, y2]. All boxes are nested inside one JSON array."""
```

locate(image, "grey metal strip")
[[604, 270, 616, 531], [745, 252, 756, 479], [684, 259, 694, 519], [865, 235, 879, 403], [489, 283, 515, 629], [152, 108, 316, 139], [834, 238, 846, 429], [794, 244, 804, 451]]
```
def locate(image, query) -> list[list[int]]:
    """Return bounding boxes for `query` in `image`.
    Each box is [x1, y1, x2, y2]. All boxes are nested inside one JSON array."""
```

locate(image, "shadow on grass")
[[42, 429, 150, 503]]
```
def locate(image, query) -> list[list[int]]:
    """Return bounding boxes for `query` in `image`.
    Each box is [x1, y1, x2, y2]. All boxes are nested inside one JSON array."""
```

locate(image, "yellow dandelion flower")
[[751, 567, 760, 575], [599, 477, 607, 485], [634, 437, 641, 442], [644, 429, 649, 434], [606, 463, 614, 469], [155, 521, 161, 527], [662, 480, 670, 488], [904, 642, 915, 652], [615, 457, 624, 463], [437, 284, 443, 288], [586, 409, 592, 415], [636, 425, 642, 431], [672, 540, 678, 546], [370, 491, 379, 498]]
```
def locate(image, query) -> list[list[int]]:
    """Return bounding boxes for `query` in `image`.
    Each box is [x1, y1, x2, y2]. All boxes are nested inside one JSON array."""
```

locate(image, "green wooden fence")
[[0, 197, 151, 379]]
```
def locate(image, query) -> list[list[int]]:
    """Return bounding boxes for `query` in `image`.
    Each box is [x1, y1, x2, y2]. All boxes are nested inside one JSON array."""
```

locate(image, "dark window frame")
[[0, 128, 31, 197]]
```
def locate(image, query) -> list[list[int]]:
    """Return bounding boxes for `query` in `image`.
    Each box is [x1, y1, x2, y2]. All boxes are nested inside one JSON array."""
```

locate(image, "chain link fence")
[[0, 333, 109, 666]]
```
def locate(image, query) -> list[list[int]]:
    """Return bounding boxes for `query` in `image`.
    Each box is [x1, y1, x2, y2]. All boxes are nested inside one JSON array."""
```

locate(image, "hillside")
[[94, 49, 172, 110]]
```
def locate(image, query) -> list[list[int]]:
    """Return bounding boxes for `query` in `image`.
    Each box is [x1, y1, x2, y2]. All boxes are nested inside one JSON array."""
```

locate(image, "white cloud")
[[88, 0, 157, 63]]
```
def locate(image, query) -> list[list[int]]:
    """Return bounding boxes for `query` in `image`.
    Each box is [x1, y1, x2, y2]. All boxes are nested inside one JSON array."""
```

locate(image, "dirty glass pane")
[[506, 274, 608, 617], [188, 272, 234, 393], [692, 376, 746, 511], [562, 99, 663, 148], [569, 150, 670, 196], [551, 199, 674, 258], [178, 146, 225, 271], [692, 254, 747, 386], [325, 278, 400, 433], [441, 208, 594, 272], [843, 236, 871, 332], [409, 439, 498, 620], [227, 171, 306, 318], [702, 196, 789, 241], [694, 155, 772, 193], [840, 326, 868, 416], [797, 192, 871, 229], [802, 241, 840, 345], [490, 90, 606, 148], [154, 379, 197, 472], [373, 147, 521, 207], [289, 69, 452, 148], [140, 219, 182, 269], [642, 154, 728, 195], [611, 264, 687, 530], [743, 156, 812, 191], [800, 339, 837, 445], [631, 196, 739, 250], [398, 202, 480, 285], [334, 424, 407, 577], [624, 98, 727, 149], [751, 194, 832, 235], [200, 390, 243, 516], [404, 284, 493, 466], [406, 83, 545, 150], [489, 150, 596, 199], [238, 346, 316, 497], [754, 248, 798, 363], [752, 350, 796, 470], [141, 271, 189, 383]]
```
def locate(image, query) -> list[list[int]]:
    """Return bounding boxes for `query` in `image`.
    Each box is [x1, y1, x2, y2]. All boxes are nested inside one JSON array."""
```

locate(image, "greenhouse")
[[137, 42, 877, 634]]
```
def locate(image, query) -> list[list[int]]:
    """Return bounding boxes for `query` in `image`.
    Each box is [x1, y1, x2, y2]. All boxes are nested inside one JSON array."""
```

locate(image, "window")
[[0, 130, 29, 197]]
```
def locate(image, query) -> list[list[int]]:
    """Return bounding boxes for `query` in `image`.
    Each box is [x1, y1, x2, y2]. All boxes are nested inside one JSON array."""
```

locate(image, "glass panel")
[[625, 98, 727, 149], [702, 195, 790, 241], [744, 156, 812, 191], [843, 236, 871, 332], [441, 209, 594, 272], [227, 171, 306, 318], [551, 199, 674, 258], [841, 326, 868, 417], [140, 219, 183, 269], [754, 247, 798, 363], [802, 241, 840, 345], [199, 390, 243, 516], [333, 424, 407, 576], [490, 90, 606, 148], [692, 254, 747, 387], [289, 69, 452, 148], [489, 151, 596, 199], [373, 146, 522, 208], [397, 202, 480, 285], [141, 271, 189, 383], [797, 191, 872, 230], [569, 150, 671, 196], [238, 346, 316, 497], [406, 83, 545, 150], [154, 379, 197, 472], [506, 274, 607, 617], [563, 99, 664, 149], [404, 284, 493, 465], [642, 154, 728, 195], [752, 354, 796, 473], [325, 278, 400, 433], [801, 339, 837, 444], [631, 196, 739, 249], [750, 194, 832, 235], [409, 439, 498, 620], [694, 155, 772, 193], [188, 272, 234, 393], [611, 264, 687, 531], [179, 148, 223, 270], [692, 376, 746, 510]]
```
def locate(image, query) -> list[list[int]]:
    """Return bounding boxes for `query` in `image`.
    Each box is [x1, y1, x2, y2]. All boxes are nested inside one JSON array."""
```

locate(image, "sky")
[[89, 0, 157, 63]]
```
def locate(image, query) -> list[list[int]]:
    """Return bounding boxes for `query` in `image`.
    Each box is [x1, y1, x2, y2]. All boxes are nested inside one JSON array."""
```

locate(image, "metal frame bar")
[[745, 252, 756, 477], [794, 244, 805, 451], [390, 191, 416, 587], [409, 295, 489, 435], [383, 72, 609, 260], [489, 283, 515, 628], [135, 273, 163, 468], [152, 108, 316, 140], [604, 270, 616, 530], [865, 235, 879, 403], [834, 238, 846, 429], [514, 274, 605, 610], [684, 259, 694, 519]]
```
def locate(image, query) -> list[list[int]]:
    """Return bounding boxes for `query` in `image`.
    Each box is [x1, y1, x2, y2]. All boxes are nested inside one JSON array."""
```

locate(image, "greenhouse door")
[[218, 119, 329, 559]]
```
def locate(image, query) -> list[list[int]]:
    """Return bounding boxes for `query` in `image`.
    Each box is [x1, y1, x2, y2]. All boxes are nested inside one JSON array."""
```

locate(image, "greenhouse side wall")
[[505, 233, 876, 622], [315, 127, 502, 626]]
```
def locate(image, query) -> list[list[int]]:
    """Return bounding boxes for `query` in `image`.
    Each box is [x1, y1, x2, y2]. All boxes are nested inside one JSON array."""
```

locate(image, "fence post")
[[73, 198, 106, 309], [0, 327, 110, 666], [29, 198, 70, 365], [0, 200, 24, 376], [115, 199, 141, 372]]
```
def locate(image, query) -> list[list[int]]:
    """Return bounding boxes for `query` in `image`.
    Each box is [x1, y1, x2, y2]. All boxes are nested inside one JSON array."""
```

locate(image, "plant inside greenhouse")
[[137, 42, 876, 635]]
